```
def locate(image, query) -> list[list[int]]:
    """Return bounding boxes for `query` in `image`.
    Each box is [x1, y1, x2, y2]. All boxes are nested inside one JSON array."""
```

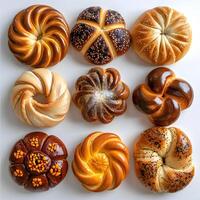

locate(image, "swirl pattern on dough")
[[12, 68, 71, 127], [134, 127, 194, 192], [132, 67, 193, 126], [73, 67, 130, 123], [131, 6, 192, 65], [8, 5, 70, 68], [72, 132, 129, 192]]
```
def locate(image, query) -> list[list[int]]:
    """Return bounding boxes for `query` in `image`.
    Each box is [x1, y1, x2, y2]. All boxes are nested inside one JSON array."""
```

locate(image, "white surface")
[[0, 0, 200, 200]]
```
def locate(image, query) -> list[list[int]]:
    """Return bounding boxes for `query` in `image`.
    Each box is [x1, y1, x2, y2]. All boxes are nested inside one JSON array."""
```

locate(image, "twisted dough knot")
[[73, 67, 130, 123], [71, 6, 131, 65], [9, 132, 68, 191], [134, 127, 194, 193], [131, 6, 192, 65], [132, 67, 193, 126], [8, 5, 70, 68], [72, 132, 129, 192], [12, 68, 71, 127]]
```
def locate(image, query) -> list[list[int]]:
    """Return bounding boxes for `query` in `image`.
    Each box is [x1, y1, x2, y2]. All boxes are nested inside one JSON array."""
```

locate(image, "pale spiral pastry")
[[134, 127, 194, 192], [11, 68, 71, 127], [72, 132, 129, 192], [131, 7, 192, 65], [8, 5, 70, 68]]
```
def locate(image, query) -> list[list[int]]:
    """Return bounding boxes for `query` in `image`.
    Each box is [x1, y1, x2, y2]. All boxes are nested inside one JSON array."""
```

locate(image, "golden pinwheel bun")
[[134, 127, 194, 193], [8, 5, 70, 68], [132, 67, 193, 126], [131, 6, 192, 65], [71, 6, 131, 65], [11, 68, 71, 127], [72, 132, 129, 192]]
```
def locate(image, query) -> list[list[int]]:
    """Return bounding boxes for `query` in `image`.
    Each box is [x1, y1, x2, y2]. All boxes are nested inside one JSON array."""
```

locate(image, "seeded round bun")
[[9, 132, 68, 191], [134, 127, 194, 192], [71, 6, 131, 65]]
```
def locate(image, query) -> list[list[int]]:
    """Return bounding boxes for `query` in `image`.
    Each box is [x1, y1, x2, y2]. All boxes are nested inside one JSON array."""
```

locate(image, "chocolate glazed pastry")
[[70, 7, 131, 65], [8, 5, 70, 68], [134, 127, 194, 192], [132, 67, 193, 126], [73, 67, 130, 123], [9, 132, 68, 191]]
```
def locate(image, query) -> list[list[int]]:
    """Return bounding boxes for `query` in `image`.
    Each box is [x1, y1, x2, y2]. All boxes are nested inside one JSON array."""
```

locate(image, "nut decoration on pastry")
[[71, 6, 131, 65], [134, 127, 194, 192], [131, 6, 192, 65], [11, 68, 71, 127], [9, 132, 68, 191], [132, 67, 193, 126], [73, 67, 130, 123], [72, 132, 129, 192], [8, 5, 70, 68]]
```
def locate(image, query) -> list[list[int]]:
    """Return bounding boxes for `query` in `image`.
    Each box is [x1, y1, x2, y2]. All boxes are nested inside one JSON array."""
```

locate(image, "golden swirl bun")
[[134, 127, 194, 193], [131, 6, 192, 65], [11, 68, 71, 127], [71, 6, 131, 65], [72, 132, 129, 192], [8, 5, 70, 68], [132, 67, 193, 126], [73, 67, 130, 123]]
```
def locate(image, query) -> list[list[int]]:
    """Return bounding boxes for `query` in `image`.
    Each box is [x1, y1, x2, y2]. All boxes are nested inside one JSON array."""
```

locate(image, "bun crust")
[[132, 67, 193, 126], [8, 5, 70, 68], [11, 68, 71, 127], [131, 7, 192, 65], [9, 131, 68, 191], [73, 67, 130, 123], [72, 132, 129, 192], [71, 7, 131, 65], [134, 127, 194, 192]]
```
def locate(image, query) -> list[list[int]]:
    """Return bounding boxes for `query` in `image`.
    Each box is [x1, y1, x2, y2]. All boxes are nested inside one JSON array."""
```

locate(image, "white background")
[[0, 0, 200, 200]]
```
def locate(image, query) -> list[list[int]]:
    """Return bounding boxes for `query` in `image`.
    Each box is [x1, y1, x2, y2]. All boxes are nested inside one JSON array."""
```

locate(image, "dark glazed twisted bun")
[[8, 5, 70, 68], [134, 127, 194, 192], [131, 7, 192, 65], [9, 132, 68, 191], [71, 7, 131, 65], [132, 67, 193, 126], [73, 67, 130, 123]]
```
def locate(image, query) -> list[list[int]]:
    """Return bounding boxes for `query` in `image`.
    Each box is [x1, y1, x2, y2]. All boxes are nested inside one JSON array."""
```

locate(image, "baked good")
[[131, 6, 192, 65], [11, 68, 71, 127], [132, 67, 193, 126], [8, 5, 70, 68], [70, 6, 131, 65], [134, 127, 194, 192], [73, 67, 130, 123], [72, 132, 129, 192], [9, 131, 68, 191]]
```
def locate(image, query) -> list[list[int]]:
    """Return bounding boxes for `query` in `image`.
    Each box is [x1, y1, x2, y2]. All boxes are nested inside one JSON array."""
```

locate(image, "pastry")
[[132, 67, 193, 126], [71, 6, 131, 65], [8, 5, 70, 68], [134, 127, 194, 192], [131, 6, 192, 65], [73, 67, 130, 123], [72, 132, 129, 192], [9, 131, 68, 191], [11, 68, 71, 127]]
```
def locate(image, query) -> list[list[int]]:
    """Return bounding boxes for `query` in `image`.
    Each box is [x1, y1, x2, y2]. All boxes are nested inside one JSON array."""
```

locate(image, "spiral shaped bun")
[[132, 67, 193, 126], [71, 7, 131, 65], [72, 132, 129, 192], [134, 127, 194, 192], [73, 67, 130, 123], [8, 5, 70, 68], [12, 68, 71, 127], [131, 7, 192, 65]]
